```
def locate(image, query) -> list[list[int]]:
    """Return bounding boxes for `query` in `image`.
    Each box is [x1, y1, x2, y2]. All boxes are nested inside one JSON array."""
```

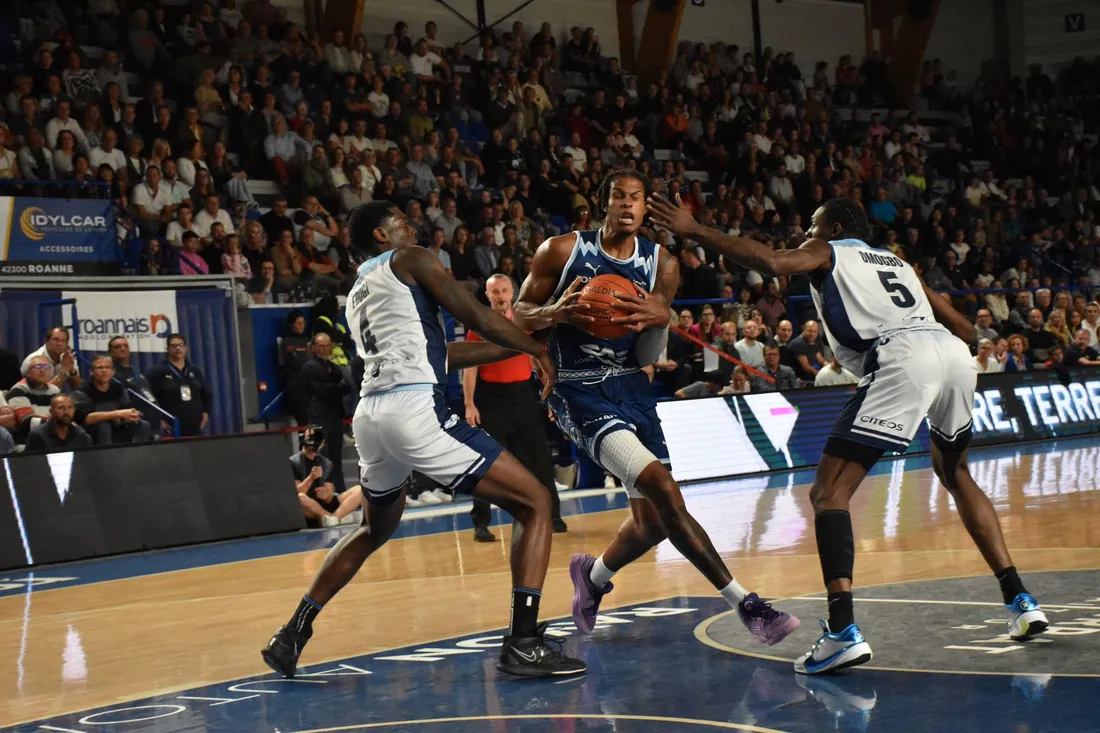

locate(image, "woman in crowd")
[[53, 130, 77, 178], [1045, 309, 1072, 347], [1005, 334, 1031, 373], [974, 338, 1005, 373]]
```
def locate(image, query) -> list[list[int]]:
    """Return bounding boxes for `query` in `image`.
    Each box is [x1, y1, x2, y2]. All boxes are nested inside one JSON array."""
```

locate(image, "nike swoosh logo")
[[513, 648, 537, 662]]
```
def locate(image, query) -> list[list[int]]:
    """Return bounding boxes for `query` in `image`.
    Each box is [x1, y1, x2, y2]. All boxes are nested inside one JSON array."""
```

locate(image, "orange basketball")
[[577, 273, 639, 340]]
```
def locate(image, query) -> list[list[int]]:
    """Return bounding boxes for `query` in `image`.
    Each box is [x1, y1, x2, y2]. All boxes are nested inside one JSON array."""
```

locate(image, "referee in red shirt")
[[463, 274, 567, 542]]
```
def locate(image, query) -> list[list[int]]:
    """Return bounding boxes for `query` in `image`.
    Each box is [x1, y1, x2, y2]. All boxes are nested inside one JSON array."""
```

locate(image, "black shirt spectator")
[[146, 335, 213, 436], [76, 356, 152, 445], [301, 332, 351, 492], [679, 247, 722, 300], [787, 321, 827, 381], [260, 197, 296, 243], [25, 395, 93, 452]]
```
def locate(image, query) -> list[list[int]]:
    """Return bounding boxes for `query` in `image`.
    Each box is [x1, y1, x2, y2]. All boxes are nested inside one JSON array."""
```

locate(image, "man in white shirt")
[[45, 100, 89, 151], [88, 128, 125, 172], [410, 38, 447, 84], [747, 180, 775, 213], [768, 164, 795, 206], [902, 111, 930, 143], [734, 321, 765, 368], [563, 131, 587, 173], [814, 356, 859, 387], [192, 194, 235, 242], [884, 131, 903, 161], [751, 121, 772, 155], [784, 141, 806, 174], [1084, 302, 1099, 346], [132, 165, 176, 234], [369, 122, 397, 155], [160, 160, 193, 205], [366, 77, 390, 120]]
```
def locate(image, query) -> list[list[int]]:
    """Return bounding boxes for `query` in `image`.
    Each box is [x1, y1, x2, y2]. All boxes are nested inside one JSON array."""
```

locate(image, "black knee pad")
[[815, 510, 855, 585]]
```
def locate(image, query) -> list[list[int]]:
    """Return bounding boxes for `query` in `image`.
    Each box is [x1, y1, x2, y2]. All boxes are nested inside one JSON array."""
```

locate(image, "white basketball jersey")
[[346, 249, 447, 396], [809, 238, 947, 377]]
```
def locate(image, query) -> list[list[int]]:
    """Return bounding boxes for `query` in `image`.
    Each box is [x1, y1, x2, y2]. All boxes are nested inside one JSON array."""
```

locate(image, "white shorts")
[[831, 329, 976, 454], [352, 386, 502, 503]]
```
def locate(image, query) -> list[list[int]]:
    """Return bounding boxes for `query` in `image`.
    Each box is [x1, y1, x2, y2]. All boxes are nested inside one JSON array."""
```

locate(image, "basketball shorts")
[[549, 370, 670, 498], [831, 329, 975, 455], [353, 386, 502, 504]]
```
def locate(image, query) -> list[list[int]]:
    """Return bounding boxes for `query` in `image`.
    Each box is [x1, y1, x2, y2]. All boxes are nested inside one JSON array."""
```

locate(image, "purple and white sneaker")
[[738, 593, 800, 645], [569, 553, 613, 634]]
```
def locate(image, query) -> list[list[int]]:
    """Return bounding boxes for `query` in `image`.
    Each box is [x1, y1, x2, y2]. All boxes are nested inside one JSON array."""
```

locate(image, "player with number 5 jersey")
[[647, 193, 1048, 676]]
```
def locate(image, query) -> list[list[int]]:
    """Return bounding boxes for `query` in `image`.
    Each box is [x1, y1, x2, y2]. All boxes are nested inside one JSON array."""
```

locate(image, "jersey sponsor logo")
[[858, 250, 905, 268], [584, 261, 600, 277], [443, 414, 460, 430], [860, 415, 905, 432], [579, 344, 629, 366]]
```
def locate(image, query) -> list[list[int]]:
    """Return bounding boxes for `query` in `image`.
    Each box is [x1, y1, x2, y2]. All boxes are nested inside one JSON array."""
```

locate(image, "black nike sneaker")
[[261, 624, 310, 678], [497, 624, 587, 678]]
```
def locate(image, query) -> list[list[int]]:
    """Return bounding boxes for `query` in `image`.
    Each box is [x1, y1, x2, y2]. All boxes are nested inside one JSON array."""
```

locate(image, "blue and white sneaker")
[[794, 620, 873, 675], [1006, 593, 1048, 640]]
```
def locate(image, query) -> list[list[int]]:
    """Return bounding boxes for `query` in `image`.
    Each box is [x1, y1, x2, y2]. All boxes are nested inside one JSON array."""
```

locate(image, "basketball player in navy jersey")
[[262, 201, 586, 679], [648, 193, 1048, 675], [515, 170, 799, 646]]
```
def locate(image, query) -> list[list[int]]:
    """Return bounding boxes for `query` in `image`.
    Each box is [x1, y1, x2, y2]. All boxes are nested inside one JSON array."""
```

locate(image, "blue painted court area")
[[9, 596, 1099, 733], [2, 439, 1068, 599]]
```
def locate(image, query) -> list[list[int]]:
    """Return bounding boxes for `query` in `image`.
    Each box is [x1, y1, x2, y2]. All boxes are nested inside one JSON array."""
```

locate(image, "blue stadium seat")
[[451, 119, 469, 140], [550, 215, 570, 234], [468, 120, 488, 142]]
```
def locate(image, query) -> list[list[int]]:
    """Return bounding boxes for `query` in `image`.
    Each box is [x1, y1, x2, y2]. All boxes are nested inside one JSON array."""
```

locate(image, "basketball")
[[577, 273, 639, 340]]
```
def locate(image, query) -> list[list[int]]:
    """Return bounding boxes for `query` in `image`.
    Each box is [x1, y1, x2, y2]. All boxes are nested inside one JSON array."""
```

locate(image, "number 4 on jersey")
[[878, 270, 916, 308]]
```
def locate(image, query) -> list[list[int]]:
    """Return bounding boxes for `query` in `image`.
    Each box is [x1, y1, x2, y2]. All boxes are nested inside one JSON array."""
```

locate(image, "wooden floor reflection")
[[3, 440, 1100, 727]]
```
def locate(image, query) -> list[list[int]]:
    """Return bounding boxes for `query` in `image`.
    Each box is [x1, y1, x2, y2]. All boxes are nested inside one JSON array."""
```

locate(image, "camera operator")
[[290, 426, 363, 527]]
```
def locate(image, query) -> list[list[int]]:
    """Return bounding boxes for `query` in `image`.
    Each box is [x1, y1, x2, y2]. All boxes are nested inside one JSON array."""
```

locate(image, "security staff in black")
[[463, 275, 566, 542], [147, 333, 213, 436], [300, 332, 351, 492]]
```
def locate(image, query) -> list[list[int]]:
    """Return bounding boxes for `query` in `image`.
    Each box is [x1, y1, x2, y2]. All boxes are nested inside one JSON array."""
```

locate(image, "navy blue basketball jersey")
[[549, 230, 661, 382]]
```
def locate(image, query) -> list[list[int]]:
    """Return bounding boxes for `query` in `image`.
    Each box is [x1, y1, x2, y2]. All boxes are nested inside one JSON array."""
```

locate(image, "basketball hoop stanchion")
[[669, 326, 775, 384]]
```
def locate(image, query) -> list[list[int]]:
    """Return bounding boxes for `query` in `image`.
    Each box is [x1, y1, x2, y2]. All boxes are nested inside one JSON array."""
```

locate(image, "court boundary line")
[[6, 433, 1089, 596], [291, 713, 789, 732], [694, 567, 1100, 678]]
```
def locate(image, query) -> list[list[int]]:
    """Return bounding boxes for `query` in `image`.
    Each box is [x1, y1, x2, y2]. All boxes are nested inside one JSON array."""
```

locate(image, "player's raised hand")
[[533, 348, 556, 399], [548, 276, 596, 326], [646, 193, 700, 238], [609, 285, 672, 333]]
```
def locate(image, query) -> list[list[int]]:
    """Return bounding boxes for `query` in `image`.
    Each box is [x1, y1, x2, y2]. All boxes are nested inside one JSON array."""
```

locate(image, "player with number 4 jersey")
[[647, 193, 1048, 676]]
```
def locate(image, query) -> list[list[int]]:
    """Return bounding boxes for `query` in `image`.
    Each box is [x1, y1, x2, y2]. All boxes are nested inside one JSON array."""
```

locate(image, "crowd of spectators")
[[1, 2, 1100, 401], [0, 325, 213, 454]]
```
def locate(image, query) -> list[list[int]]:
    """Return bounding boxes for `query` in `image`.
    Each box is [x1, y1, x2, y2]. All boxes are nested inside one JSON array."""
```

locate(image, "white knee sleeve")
[[598, 429, 661, 498]]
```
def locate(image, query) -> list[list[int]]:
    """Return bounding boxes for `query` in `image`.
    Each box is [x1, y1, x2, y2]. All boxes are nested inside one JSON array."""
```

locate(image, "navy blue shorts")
[[548, 370, 669, 469]]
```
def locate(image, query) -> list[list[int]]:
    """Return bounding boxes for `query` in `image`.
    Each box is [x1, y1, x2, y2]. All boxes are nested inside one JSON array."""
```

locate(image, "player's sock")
[[995, 566, 1027, 605], [510, 587, 542, 637], [589, 555, 616, 588], [289, 595, 323, 636], [827, 591, 855, 632], [719, 578, 749, 607]]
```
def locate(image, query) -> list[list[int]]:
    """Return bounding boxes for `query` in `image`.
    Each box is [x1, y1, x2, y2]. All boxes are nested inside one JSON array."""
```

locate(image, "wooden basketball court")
[[3, 438, 1100, 732]]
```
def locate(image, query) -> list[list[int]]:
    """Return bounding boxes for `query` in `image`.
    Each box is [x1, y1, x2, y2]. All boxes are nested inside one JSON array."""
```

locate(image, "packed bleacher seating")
[[1, 1, 1099, 403]]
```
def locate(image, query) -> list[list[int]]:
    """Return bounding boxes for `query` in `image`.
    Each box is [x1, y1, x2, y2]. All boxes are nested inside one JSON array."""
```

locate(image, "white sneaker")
[[430, 489, 453, 504], [339, 509, 363, 525], [321, 514, 340, 527], [603, 475, 617, 490], [554, 480, 571, 493], [418, 491, 442, 506], [794, 620, 873, 675], [405, 495, 423, 507], [1006, 593, 1048, 640]]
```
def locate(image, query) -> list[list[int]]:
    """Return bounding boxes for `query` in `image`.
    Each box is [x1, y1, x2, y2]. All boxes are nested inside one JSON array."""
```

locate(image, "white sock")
[[589, 555, 616, 588], [719, 579, 749, 608]]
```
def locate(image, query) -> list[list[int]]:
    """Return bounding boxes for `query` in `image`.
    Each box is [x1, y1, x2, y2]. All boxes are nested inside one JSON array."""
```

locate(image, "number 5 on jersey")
[[878, 270, 916, 308]]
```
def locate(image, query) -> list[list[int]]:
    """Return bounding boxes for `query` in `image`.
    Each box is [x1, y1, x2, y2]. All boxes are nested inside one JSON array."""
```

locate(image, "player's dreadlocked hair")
[[821, 196, 871, 242], [596, 168, 652, 220], [348, 200, 397, 254]]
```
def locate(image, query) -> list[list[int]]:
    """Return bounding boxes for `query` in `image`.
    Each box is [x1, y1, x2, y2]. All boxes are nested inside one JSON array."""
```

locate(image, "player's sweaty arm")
[[921, 283, 977, 343], [513, 235, 596, 331], [647, 193, 831, 276], [395, 247, 556, 393]]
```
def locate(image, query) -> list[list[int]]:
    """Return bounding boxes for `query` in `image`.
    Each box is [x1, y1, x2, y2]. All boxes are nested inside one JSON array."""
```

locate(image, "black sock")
[[289, 595, 322, 637], [995, 566, 1027, 605], [510, 587, 541, 637], [827, 591, 855, 633]]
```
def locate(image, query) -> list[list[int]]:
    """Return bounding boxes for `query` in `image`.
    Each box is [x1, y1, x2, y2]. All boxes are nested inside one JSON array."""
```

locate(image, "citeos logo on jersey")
[[20, 207, 108, 241], [860, 415, 905, 432]]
